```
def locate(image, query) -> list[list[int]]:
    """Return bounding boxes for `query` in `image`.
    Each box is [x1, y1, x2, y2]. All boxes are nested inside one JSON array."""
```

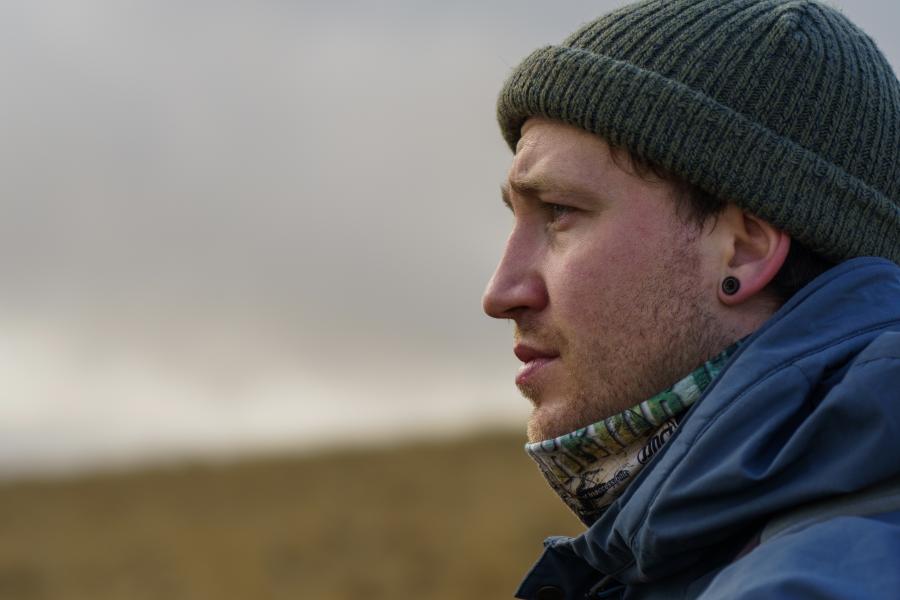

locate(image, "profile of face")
[[483, 118, 735, 442]]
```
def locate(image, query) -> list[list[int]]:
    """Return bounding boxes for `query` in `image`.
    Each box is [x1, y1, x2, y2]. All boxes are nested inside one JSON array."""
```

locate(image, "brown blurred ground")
[[0, 431, 581, 600]]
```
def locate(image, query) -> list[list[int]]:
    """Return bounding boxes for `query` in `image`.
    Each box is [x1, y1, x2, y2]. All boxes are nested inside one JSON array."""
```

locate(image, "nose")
[[482, 231, 548, 319]]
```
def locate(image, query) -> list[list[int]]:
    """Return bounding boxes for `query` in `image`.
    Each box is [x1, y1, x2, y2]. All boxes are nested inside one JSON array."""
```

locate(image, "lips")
[[514, 343, 559, 387], [514, 344, 557, 363]]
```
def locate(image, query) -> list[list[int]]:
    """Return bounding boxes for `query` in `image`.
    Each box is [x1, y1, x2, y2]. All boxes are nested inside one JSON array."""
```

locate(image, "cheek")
[[560, 223, 656, 281], [546, 222, 674, 321], [546, 237, 633, 319]]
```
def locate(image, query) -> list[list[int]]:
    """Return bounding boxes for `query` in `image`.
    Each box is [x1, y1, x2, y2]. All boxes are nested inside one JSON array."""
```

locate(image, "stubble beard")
[[521, 242, 734, 443]]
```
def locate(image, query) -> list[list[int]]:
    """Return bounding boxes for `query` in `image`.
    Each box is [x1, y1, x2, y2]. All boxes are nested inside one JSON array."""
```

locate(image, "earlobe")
[[717, 211, 791, 306]]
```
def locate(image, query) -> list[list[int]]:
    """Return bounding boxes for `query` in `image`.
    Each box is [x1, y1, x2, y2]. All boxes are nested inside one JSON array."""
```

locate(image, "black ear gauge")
[[722, 276, 741, 296]]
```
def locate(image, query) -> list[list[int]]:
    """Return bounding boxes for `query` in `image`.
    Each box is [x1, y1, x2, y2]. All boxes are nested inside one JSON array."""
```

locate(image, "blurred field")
[[0, 431, 582, 600]]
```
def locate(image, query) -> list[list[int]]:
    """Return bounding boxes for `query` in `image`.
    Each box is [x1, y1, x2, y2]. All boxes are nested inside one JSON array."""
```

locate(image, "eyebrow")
[[500, 176, 590, 210]]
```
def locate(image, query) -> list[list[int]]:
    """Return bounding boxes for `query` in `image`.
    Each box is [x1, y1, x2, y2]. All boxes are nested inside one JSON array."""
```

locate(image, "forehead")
[[508, 118, 617, 191]]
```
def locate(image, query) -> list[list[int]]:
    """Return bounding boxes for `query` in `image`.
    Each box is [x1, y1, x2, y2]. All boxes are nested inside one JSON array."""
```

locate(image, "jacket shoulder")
[[698, 511, 900, 599], [850, 330, 900, 367], [825, 329, 900, 403]]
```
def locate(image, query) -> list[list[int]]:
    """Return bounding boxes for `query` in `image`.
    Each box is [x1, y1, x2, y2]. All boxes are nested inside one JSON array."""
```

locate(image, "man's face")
[[483, 118, 729, 442]]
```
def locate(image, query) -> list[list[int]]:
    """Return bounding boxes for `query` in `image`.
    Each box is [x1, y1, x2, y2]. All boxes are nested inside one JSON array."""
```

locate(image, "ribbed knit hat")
[[497, 0, 900, 263]]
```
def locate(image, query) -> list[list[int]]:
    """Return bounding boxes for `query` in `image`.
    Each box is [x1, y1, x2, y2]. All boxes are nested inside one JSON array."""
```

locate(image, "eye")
[[549, 203, 572, 220], [545, 202, 576, 226]]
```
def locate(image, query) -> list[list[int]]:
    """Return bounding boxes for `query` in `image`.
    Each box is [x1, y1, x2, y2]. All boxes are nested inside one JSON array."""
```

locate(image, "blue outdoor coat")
[[516, 257, 900, 599]]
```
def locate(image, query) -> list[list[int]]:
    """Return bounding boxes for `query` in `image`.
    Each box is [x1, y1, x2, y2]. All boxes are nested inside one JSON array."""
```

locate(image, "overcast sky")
[[1, 0, 897, 476]]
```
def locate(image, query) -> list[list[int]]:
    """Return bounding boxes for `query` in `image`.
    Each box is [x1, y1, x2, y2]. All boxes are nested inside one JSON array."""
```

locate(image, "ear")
[[714, 205, 791, 306]]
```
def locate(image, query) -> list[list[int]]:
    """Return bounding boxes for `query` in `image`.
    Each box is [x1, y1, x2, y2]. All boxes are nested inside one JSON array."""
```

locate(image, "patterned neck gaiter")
[[526, 344, 740, 525]]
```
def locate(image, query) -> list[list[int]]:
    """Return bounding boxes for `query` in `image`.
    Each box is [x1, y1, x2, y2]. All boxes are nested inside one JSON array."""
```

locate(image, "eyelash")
[[546, 203, 575, 223]]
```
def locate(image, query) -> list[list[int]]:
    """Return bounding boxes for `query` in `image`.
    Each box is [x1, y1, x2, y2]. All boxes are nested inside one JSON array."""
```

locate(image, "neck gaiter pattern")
[[526, 344, 740, 525]]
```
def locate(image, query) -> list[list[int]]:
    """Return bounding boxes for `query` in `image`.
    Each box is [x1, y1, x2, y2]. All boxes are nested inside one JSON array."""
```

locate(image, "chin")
[[526, 407, 578, 443], [525, 421, 546, 444], [526, 390, 620, 442]]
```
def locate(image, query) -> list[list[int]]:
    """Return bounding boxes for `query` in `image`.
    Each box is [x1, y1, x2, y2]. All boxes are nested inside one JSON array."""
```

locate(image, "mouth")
[[514, 343, 560, 387]]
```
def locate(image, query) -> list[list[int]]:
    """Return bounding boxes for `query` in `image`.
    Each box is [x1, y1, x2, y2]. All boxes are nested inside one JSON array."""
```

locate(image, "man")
[[482, 0, 900, 598]]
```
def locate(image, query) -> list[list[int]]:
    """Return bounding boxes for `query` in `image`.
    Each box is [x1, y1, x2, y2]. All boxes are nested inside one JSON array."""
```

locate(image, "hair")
[[609, 146, 835, 305]]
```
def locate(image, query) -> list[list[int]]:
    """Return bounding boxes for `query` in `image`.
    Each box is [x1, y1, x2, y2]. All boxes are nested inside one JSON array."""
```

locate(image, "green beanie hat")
[[497, 0, 900, 263]]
